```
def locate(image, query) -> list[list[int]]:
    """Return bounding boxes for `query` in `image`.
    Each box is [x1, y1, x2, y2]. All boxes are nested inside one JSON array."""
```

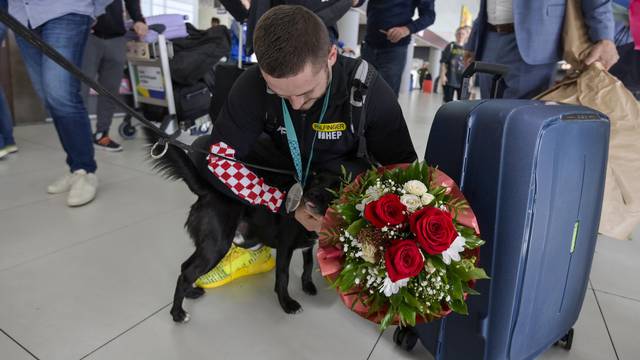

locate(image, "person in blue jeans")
[[355, 0, 435, 96], [0, 0, 17, 160], [8, 0, 112, 206]]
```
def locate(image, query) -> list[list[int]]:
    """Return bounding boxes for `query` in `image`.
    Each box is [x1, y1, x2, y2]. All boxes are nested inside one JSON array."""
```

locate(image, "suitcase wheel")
[[119, 119, 137, 140], [393, 326, 418, 352], [554, 328, 574, 351]]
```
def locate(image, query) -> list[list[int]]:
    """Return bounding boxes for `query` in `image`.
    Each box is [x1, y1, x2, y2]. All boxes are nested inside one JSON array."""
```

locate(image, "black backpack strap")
[[350, 59, 378, 164]]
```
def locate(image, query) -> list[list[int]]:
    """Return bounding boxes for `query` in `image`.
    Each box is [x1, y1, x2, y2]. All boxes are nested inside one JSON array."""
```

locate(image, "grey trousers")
[[478, 31, 558, 99], [81, 34, 127, 135]]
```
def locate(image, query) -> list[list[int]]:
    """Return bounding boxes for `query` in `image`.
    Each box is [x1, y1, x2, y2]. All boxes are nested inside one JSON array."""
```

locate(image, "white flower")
[[421, 193, 435, 206], [441, 236, 466, 265], [356, 186, 385, 213], [379, 276, 410, 297], [403, 180, 428, 196], [400, 194, 422, 212]]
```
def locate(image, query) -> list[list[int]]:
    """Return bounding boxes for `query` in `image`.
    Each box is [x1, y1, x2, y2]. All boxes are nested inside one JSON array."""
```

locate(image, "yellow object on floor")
[[195, 244, 275, 289]]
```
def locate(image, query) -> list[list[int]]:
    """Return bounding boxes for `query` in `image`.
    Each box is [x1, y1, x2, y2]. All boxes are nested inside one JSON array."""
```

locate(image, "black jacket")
[[210, 56, 417, 184], [93, 0, 145, 39], [358, 0, 435, 49]]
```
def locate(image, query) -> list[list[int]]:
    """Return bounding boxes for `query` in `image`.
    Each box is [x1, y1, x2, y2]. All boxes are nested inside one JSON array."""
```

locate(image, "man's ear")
[[328, 45, 338, 66]]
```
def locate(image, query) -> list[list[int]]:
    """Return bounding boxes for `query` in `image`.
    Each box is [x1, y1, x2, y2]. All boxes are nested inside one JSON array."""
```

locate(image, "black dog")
[[145, 131, 338, 322]]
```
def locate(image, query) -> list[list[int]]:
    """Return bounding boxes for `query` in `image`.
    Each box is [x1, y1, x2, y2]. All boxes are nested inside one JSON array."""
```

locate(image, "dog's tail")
[[143, 127, 211, 197]]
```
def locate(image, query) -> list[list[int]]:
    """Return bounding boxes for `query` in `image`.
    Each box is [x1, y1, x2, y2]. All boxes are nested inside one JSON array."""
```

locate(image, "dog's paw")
[[280, 298, 303, 314], [302, 280, 317, 296], [185, 287, 206, 299], [171, 308, 191, 323]]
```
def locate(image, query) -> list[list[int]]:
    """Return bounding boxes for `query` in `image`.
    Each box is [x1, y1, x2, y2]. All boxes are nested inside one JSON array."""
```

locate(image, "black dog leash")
[[0, 9, 295, 176]]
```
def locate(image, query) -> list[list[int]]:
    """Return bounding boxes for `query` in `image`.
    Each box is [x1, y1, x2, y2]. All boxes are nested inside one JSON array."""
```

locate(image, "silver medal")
[[285, 182, 304, 213]]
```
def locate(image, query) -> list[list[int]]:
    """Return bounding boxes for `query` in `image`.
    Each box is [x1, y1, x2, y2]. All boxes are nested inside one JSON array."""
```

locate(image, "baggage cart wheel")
[[554, 328, 574, 351], [393, 326, 418, 352], [119, 119, 137, 140]]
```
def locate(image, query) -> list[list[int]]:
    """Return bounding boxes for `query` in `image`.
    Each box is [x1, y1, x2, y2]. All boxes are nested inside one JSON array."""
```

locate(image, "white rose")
[[421, 193, 435, 206], [400, 194, 422, 212], [356, 186, 385, 214], [403, 180, 428, 196], [364, 186, 384, 202]]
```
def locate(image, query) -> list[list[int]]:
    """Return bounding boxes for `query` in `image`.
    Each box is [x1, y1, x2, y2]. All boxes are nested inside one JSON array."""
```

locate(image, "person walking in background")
[[0, 0, 17, 160], [82, 0, 148, 152], [9, 0, 112, 206], [465, 0, 618, 99], [440, 26, 470, 102], [417, 62, 431, 91], [355, 0, 435, 96]]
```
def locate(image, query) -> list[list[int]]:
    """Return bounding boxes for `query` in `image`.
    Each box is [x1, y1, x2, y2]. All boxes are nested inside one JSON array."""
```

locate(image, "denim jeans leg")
[[362, 44, 407, 96], [0, 89, 14, 148], [17, 14, 97, 172]]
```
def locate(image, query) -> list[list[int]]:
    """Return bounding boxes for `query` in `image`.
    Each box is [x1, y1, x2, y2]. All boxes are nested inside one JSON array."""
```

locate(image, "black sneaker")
[[94, 133, 123, 152]]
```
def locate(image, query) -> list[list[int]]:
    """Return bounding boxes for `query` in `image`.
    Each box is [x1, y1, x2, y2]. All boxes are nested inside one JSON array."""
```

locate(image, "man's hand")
[[352, 0, 360, 6], [383, 26, 411, 43], [294, 203, 323, 233], [584, 40, 619, 70], [440, 75, 448, 86], [133, 21, 149, 39], [463, 51, 474, 67]]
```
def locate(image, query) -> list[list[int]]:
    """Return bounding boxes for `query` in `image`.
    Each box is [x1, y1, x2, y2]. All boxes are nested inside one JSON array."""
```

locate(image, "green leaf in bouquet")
[[450, 277, 464, 301], [337, 264, 359, 291], [401, 288, 425, 313], [390, 293, 403, 307], [463, 236, 486, 250], [451, 261, 490, 282], [467, 267, 490, 281], [421, 163, 432, 187], [346, 219, 367, 238], [398, 303, 417, 327], [450, 299, 469, 315], [462, 283, 481, 296], [335, 204, 359, 223], [380, 309, 395, 331], [429, 255, 446, 271], [367, 293, 385, 314]]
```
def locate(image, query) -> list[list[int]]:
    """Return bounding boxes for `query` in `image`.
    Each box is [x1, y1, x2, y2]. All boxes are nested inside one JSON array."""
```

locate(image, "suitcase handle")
[[460, 62, 509, 100]]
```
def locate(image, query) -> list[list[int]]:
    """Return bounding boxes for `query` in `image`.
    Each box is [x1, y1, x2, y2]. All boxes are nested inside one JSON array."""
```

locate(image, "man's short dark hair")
[[211, 17, 220, 26], [253, 5, 331, 78]]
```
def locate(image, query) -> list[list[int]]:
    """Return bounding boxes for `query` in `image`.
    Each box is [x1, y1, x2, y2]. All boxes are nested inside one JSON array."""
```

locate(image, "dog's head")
[[302, 172, 341, 218]]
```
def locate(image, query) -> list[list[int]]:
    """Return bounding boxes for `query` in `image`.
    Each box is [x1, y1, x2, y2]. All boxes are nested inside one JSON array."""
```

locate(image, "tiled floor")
[[0, 91, 638, 360]]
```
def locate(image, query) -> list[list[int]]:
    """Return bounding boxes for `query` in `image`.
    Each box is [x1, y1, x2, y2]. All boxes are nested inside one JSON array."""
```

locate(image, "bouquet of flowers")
[[318, 162, 488, 330]]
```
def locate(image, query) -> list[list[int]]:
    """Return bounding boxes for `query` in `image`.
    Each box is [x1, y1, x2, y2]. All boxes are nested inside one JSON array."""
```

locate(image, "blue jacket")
[[357, 0, 435, 48], [466, 0, 615, 64]]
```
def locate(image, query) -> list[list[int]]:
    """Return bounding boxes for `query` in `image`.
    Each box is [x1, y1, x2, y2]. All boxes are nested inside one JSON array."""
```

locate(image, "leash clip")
[[150, 139, 169, 159]]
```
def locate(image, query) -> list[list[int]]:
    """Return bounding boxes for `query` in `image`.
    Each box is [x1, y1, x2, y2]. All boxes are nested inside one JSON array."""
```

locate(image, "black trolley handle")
[[460, 61, 509, 100]]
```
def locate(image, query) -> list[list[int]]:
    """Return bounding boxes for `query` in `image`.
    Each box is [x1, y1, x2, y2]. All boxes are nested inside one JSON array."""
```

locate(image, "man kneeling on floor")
[[194, 5, 417, 289]]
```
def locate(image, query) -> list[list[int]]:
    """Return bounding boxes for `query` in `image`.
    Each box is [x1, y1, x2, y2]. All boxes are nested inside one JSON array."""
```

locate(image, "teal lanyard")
[[281, 80, 332, 187]]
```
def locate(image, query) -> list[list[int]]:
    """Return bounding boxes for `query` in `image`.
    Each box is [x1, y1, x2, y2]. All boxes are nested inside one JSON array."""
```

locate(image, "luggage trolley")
[[120, 33, 179, 139]]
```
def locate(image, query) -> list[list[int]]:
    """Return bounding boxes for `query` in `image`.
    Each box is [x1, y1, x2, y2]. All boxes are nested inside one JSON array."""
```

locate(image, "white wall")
[[197, 0, 235, 29], [429, 1, 480, 42]]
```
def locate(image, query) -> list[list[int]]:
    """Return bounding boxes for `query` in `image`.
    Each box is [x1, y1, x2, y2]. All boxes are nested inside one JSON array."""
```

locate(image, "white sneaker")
[[67, 171, 98, 207], [0, 148, 7, 160], [47, 171, 83, 194]]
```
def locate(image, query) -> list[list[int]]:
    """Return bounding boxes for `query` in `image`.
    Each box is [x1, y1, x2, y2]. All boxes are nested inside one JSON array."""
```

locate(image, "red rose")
[[385, 240, 425, 282], [409, 207, 457, 255], [364, 194, 407, 228]]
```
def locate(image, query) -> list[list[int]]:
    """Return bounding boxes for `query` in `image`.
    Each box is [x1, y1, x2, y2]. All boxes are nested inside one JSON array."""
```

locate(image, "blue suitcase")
[[395, 63, 610, 359]]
